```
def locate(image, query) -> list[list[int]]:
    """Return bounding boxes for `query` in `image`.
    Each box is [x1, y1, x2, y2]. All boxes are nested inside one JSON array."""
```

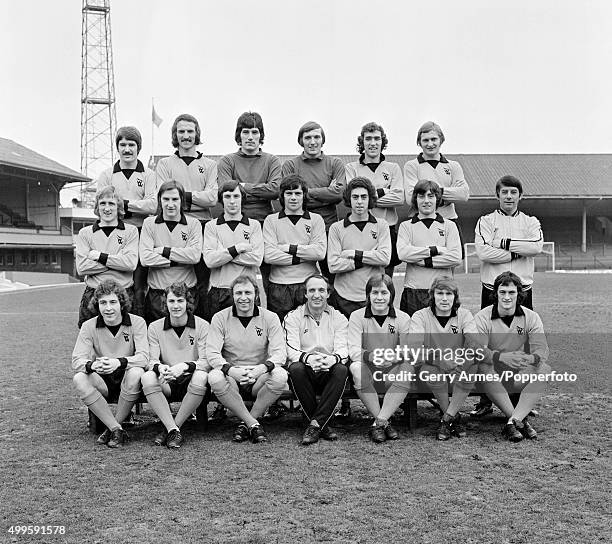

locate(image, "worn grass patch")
[[0, 275, 610, 543]]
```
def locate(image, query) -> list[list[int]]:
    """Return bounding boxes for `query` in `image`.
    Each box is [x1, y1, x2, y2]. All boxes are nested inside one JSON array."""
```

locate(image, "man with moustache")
[[96, 126, 157, 316], [156, 114, 218, 316]]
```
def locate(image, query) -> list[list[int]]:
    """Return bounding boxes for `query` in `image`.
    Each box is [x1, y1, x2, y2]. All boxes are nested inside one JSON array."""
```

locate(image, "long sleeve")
[[76, 230, 108, 275], [527, 312, 549, 365], [307, 158, 345, 204], [127, 170, 158, 216], [430, 222, 461, 268], [347, 313, 364, 364], [232, 222, 264, 267], [283, 310, 306, 364], [266, 312, 287, 367], [147, 324, 162, 369], [441, 162, 469, 202], [127, 316, 149, 369], [475, 216, 512, 264], [376, 163, 404, 207], [206, 313, 229, 370], [139, 220, 171, 268], [332, 311, 349, 363], [202, 221, 234, 268], [396, 222, 431, 263], [104, 227, 138, 272], [190, 162, 218, 209], [296, 215, 327, 261], [362, 221, 391, 266], [243, 156, 282, 200], [327, 224, 356, 273], [71, 322, 96, 373], [169, 221, 202, 264], [403, 160, 419, 209], [263, 217, 294, 266], [194, 321, 211, 372], [508, 217, 544, 256]]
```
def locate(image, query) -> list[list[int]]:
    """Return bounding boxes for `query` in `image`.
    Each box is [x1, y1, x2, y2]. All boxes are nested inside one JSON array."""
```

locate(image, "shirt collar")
[[92, 219, 126, 232], [410, 213, 444, 224], [364, 305, 397, 319], [300, 151, 324, 162], [174, 150, 202, 160], [113, 160, 145, 173], [303, 303, 332, 318], [237, 149, 262, 158], [279, 210, 311, 219], [359, 153, 385, 165], [491, 304, 525, 320], [217, 214, 250, 225], [343, 213, 377, 227], [231, 305, 260, 317], [96, 312, 132, 328], [155, 213, 188, 225], [496, 208, 520, 217], [417, 153, 448, 164], [163, 312, 196, 330]]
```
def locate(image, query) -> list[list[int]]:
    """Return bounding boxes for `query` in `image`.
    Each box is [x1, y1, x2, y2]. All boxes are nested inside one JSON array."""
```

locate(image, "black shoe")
[[250, 424, 268, 444], [470, 400, 493, 418], [107, 428, 129, 448], [369, 425, 387, 443], [166, 429, 184, 449], [96, 428, 111, 445], [301, 424, 321, 445], [233, 422, 250, 443], [209, 403, 227, 422], [337, 400, 352, 419], [320, 425, 338, 441], [502, 421, 524, 442], [263, 402, 286, 421], [451, 414, 467, 438], [153, 429, 168, 446], [437, 419, 453, 441], [520, 418, 538, 439], [384, 424, 400, 440]]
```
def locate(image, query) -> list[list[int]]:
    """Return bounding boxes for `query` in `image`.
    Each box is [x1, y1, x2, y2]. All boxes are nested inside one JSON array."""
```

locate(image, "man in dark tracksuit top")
[[282, 121, 346, 281], [217, 112, 281, 299]]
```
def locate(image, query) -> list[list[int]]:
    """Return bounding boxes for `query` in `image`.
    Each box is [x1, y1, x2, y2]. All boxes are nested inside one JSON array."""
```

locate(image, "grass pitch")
[[0, 273, 610, 543]]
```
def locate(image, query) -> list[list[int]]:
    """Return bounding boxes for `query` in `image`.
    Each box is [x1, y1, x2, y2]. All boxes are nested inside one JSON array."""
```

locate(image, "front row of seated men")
[[72, 270, 550, 448]]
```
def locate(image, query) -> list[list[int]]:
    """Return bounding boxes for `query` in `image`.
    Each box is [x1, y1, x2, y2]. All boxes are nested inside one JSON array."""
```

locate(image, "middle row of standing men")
[[84, 113, 474, 326]]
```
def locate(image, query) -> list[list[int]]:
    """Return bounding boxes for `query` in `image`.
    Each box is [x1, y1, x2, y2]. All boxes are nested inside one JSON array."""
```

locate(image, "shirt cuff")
[[288, 244, 298, 255], [291, 256, 301, 265], [263, 361, 275, 373], [221, 363, 232, 376], [85, 361, 94, 374], [492, 351, 501, 364], [354, 250, 364, 268], [429, 246, 439, 257], [185, 192, 193, 212], [118, 357, 128, 369], [376, 188, 385, 198], [98, 253, 109, 265], [162, 247, 172, 260], [424, 257, 433, 268], [185, 361, 196, 373], [123, 200, 132, 218], [153, 364, 161, 377], [228, 246, 239, 259]]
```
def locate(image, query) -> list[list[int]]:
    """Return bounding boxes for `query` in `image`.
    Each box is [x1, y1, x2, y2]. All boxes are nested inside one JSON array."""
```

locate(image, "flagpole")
[[151, 97, 155, 164]]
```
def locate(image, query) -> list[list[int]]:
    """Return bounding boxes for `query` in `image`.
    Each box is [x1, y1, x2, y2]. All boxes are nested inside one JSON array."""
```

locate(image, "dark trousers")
[[132, 263, 148, 318], [267, 282, 304, 323], [289, 362, 348, 428], [206, 286, 233, 322], [399, 287, 430, 317], [329, 291, 366, 320], [385, 224, 400, 278], [194, 220, 211, 319]]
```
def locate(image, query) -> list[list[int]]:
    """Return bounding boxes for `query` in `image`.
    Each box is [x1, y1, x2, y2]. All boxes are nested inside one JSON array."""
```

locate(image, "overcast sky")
[[1, 0, 611, 203]]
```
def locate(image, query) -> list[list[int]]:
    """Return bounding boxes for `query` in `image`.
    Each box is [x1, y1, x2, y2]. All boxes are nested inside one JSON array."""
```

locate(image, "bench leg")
[[402, 398, 418, 433], [196, 400, 209, 431], [88, 409, 105, 434]]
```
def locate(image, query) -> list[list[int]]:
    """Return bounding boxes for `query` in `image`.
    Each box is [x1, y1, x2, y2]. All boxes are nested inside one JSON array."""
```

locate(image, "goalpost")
[[463, 242, 555, 274]]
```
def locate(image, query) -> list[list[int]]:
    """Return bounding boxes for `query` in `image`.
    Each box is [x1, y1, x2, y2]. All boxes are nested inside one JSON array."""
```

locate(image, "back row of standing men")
[[78, 112, 543, 331]]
